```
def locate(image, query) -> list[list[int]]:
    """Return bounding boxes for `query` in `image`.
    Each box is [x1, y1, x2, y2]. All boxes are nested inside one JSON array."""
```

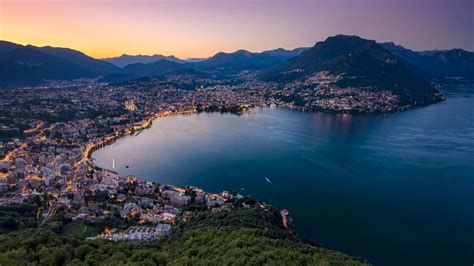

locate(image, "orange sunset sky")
[[1, 0, 472, 59]]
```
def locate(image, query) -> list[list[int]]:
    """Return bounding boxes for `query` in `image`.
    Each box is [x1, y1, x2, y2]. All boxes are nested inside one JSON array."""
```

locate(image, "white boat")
[[265, 177, 272, 184]]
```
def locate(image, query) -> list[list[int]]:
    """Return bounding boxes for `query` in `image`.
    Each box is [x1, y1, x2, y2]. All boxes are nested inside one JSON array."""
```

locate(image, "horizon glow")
[[0, 0, 472, 59]]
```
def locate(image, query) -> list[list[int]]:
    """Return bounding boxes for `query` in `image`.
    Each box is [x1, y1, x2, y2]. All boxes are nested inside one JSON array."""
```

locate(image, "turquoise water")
[[93, 87, 474, 265]]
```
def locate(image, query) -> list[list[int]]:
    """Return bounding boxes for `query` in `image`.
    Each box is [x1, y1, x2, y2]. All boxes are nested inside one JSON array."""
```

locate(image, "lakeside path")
[[78, 109, 197, 170]]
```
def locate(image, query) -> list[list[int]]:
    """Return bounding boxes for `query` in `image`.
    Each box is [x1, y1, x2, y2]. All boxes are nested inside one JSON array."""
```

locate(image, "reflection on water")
[[93, 87, 474, 266]]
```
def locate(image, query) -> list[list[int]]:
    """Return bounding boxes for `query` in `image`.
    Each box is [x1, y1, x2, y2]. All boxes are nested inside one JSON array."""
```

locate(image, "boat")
[[265, 177, 272, 184]]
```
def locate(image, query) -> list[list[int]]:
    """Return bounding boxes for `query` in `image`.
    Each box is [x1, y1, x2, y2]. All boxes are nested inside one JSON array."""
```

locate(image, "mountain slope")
[[0, 44, 94, 87], [261, 47, 309, 58], [122, 59, 185, 76], [115, 49, 299, 81], [103, 54, 185, 67], [36, 46, 121, 74], [190, 49, 288, 76], [98, 73, 140, 84], [428, 49, 474, 83], [263, 35, 442, 105], [0, 41, 121, 87], [0, 40, 21, 53], [381, 42, 474, 84]]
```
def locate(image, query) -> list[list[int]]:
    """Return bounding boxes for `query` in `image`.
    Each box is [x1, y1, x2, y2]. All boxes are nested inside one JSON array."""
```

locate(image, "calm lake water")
[[93, 87, 474, 265]]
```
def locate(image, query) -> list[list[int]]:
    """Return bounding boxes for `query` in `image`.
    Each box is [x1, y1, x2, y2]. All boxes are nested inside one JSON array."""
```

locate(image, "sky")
[[0, 0, 472, 59]]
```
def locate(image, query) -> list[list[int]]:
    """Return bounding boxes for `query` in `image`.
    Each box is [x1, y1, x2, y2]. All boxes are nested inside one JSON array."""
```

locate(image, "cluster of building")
[[266, 71, 403, 113], [91, 224, 172, 242], [0, 70, 409, 240], [80, 180, 240, 241], [0, 77, 263, 241]]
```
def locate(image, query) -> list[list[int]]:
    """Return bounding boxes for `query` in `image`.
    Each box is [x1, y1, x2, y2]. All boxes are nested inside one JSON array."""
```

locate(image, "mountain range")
[[0, 36, 472, 88], [102, 48, 308, 68], [187, 49, 300, 75], [98, 47, 307, 83]]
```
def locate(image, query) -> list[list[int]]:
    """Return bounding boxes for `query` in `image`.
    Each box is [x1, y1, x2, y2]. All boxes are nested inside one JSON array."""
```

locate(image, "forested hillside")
[[0, 206, 368, 265]]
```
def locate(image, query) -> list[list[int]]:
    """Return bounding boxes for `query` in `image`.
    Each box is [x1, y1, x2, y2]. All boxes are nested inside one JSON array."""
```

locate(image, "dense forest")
[[0, 205, 368, 265]]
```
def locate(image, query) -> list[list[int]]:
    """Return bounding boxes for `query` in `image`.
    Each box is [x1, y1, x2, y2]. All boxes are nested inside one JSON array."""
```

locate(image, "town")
[[0, 72, 406, 241]]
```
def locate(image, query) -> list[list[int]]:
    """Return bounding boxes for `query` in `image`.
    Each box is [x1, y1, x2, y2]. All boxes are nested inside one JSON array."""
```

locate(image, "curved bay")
[[93, 87, 474, 266]]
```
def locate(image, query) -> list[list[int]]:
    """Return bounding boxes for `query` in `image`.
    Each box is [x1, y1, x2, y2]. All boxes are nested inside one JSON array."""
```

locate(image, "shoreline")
[[85, 96, 447, 170], [83, 92, 449, 172], [81, 109, 198, 171]]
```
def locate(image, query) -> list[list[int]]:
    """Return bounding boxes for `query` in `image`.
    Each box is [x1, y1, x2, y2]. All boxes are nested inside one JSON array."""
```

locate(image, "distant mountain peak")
[[234, 49, 252, 54], [122, 58, 185, 77], [102, 53, 185, 67], [213, 49, 252, 57], [261, 47, 309, 58], [262, 34, 441, 106]]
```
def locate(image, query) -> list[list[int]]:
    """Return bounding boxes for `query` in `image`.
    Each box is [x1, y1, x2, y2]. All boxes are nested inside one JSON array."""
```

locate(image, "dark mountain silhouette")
[[263, 35, 442, 105], [103, 54, 185, 67], [261, 47, 308, 58], [0, 40, 21, 53], [112, 68, 216, 90], [187, 48, 314, 77], [104, 47, 306, 70], [188, 49, 289, 76], [0, 41, 120, 87], [35, 45, 121, 74], [184, 57, 208, 63], [381, 42, 474, 84], [117, 49, 295, 80], [0, 43, 93, 87], [163, 68, 212, 79], [123, 59, 185, 76], [98, 73, 140, 84]]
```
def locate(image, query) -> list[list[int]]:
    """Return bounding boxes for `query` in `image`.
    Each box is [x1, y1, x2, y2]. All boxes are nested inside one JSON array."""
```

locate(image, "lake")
[[93, 87, 474, 265]]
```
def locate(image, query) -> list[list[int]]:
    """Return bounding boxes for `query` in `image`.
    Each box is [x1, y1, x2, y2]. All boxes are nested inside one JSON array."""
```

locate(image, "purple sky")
[[1, 0, 473, 58]]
